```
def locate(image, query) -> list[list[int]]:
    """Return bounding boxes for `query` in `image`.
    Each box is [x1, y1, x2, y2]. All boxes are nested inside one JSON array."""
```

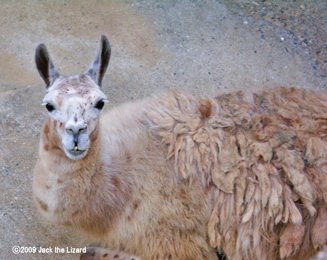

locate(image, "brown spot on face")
[[72, 210, 79, 217], [56, 96, 63, 106], [45, 185, 51, 190], [199, 99, 212, 120], [127, 216, 132, 221], [57, 179, 63, 184], [43, 124, 49, 135], [114, 254, 119, 259], [53, 121, 57, 127], [36, 197, 48, 211], [42, 121, 51, 147], [134, 202, 139, 210], [103, 253, 108, 257], [43, 144, 49, 151]]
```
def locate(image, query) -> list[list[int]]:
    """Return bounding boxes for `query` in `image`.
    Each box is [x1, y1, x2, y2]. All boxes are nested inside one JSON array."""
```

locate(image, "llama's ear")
[[85, 35, 111, 87], [35, 44, 60, 88]]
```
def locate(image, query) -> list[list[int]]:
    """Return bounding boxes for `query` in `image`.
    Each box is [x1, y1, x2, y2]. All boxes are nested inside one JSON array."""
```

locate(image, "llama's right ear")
[[35, 44, 60, 88], [85, 35, 111, 87]]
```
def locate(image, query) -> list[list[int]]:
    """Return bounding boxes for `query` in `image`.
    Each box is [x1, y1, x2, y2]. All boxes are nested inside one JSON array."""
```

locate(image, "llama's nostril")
[[66, 127, 87, 135], [79, 127, 87, 133]]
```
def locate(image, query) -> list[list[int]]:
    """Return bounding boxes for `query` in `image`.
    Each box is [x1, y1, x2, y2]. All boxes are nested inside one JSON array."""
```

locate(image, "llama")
[[33, 35, 327, 260]]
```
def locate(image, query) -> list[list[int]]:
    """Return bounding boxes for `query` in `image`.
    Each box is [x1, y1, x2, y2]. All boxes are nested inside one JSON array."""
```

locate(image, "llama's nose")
[[65, 126, 87, 135], [65, 123, 87, 147]]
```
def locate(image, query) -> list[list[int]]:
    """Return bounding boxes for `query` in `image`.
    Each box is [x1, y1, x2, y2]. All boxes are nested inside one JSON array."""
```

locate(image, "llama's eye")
[[46, 103, 55, 112], [95, 100, 105, 110]]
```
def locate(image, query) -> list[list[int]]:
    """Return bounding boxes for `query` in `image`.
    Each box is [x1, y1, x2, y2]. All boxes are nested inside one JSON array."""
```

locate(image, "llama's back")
[[146, 87, 327, 260]]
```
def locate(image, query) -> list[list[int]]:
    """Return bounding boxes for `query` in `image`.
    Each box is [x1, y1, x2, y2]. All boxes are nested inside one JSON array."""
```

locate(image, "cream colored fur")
[[33, 36, 327, 260], [34, 98, 217, 259], [34, 87, 327, 260]]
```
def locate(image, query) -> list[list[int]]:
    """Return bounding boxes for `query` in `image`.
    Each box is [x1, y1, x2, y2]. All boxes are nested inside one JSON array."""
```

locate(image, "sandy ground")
[[0, 0, 326, 259]]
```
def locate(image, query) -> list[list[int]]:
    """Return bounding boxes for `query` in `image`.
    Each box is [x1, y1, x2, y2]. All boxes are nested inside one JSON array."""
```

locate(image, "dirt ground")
[[225, 0, 327, 80], [0, 0, 326, 259]]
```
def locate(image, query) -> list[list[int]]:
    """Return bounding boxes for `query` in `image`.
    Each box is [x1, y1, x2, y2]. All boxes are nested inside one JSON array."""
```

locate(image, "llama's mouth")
[[67, 148, 86, 158]]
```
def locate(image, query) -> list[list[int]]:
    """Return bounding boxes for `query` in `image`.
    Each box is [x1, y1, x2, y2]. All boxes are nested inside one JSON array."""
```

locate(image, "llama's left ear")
[[35, 44, 60, 88], [85, 35, 111, 87]]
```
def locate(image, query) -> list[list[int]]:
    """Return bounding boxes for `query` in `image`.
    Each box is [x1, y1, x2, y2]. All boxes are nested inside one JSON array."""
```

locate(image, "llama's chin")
[[64, 148, 88, 160]]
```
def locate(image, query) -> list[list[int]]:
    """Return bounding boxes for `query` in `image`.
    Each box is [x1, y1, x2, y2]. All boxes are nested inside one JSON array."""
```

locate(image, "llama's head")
[[35, 35, 111, 160]]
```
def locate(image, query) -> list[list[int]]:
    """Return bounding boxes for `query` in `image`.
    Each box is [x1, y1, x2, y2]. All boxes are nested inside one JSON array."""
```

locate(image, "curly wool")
[[146, 87, 327, 260]]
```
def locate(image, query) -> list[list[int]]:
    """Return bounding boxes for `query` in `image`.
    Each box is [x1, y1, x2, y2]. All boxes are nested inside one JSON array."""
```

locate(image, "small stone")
[[280, 13, 287, 20]]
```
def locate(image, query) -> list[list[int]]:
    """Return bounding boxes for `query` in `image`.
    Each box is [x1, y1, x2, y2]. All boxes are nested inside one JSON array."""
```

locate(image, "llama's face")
[[43, 75, 107, 160], [35, 35, 111, 160]]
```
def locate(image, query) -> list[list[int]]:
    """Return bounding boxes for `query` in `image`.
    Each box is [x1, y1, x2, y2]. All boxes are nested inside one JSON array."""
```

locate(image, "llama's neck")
[[34, 110, 147, 239]]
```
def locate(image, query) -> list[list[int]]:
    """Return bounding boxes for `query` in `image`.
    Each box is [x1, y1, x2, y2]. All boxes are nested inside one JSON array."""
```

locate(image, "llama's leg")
[[80, 247, 141, 260]]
